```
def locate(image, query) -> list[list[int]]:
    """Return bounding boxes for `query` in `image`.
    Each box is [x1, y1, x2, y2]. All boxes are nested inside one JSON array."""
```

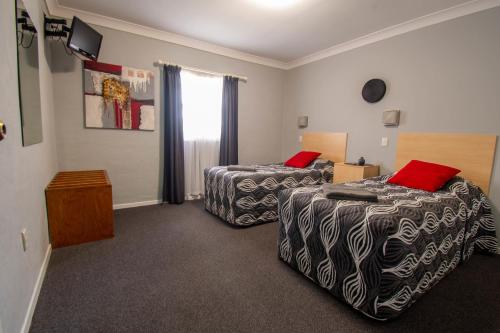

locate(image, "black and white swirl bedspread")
[[204, 161, 333, 226], [277, 175, 497, 320]]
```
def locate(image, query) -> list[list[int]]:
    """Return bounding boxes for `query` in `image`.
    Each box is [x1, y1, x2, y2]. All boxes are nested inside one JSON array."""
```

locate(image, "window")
[[180, 70, 223, 141]]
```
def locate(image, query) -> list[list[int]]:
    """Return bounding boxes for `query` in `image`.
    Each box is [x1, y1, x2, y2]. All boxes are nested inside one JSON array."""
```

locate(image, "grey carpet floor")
[[30, 201, 500, 333]]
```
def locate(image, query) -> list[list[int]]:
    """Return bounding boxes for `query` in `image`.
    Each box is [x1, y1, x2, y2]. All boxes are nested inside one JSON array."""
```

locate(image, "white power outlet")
[[299, 135, 303, 143], [21, 228, 27, 252], [381, 137, 388, 147]]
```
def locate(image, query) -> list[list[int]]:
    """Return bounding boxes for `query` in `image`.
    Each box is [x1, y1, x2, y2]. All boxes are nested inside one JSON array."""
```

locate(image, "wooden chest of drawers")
[[46, 170, 114, 248], [333, 163, 380, 184]]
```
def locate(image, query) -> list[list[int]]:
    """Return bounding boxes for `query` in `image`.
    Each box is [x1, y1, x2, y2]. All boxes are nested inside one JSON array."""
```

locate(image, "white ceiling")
[[56, 0, 491, 65]]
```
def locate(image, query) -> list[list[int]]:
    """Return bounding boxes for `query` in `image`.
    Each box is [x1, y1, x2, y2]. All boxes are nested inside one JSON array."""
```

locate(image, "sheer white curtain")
[[181, 70, 223, 199]]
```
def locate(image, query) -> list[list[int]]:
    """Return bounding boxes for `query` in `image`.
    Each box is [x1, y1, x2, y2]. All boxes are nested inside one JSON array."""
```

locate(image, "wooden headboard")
[[395, 132, 497, 194], [302, 132, 348, 163]]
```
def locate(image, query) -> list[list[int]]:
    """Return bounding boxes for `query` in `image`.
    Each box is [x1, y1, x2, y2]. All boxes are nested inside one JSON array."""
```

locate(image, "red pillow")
[[388, 160, 461, 192], [284, 151, 321, 168]]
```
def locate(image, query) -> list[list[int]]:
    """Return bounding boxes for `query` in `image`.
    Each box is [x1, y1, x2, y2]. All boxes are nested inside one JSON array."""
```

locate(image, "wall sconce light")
[[298, 116, 308, 129], [382, 110, 400, 127]]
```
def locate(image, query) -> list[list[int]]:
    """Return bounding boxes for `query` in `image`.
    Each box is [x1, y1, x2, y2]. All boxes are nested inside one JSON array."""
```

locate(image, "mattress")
[[277, 175, 497, 320], [204, 160, 333, 226]]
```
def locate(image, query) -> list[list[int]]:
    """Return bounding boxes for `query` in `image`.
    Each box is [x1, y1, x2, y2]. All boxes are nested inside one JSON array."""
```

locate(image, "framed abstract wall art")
[[83, 61, 155, 131]]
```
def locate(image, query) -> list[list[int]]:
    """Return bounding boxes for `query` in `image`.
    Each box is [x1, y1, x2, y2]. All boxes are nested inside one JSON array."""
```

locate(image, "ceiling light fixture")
[[251, 0, 301, 9]]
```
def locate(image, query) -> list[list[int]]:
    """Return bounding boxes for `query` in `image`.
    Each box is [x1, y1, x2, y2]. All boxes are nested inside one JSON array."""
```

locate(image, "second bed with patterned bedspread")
[[278, 175, 497, 320], [204, 160, 333, 226]]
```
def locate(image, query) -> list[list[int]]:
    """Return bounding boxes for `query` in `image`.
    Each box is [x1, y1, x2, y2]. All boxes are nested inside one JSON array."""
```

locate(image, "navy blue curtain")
[[162, 65, 185, 204], [219, 76, 239, 166]]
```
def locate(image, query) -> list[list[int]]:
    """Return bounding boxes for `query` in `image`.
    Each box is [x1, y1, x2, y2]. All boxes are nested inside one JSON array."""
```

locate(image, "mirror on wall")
[[16, 0, 43, 146]]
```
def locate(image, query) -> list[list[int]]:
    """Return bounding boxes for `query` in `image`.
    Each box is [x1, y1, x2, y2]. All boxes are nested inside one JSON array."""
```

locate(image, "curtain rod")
[[153, 60, 248, 83]]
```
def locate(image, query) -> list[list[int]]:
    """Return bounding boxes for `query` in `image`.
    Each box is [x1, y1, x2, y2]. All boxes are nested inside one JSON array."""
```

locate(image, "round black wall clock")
[[362, 79, 386, 103]]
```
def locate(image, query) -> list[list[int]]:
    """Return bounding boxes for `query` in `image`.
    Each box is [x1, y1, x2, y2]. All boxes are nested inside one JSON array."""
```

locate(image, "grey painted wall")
[[52, 25, 285, 205], [0, 0, 58, 332], [282, 8, 500, 236]]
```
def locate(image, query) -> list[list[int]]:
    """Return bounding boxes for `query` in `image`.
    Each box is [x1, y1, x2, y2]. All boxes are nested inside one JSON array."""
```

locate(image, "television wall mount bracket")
[[44, 15, 70, 38]]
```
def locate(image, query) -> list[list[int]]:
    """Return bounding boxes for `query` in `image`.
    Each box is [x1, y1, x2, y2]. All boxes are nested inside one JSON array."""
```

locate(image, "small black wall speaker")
[[362, 79, 386, 103]]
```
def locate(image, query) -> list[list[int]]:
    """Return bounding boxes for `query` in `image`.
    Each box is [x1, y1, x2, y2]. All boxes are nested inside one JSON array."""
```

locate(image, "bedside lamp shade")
[[298, 116, 308, 128]]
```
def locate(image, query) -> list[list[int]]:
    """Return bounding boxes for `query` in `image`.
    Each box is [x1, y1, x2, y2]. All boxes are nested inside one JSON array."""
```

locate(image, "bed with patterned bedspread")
[[278, 175, 497, 320], [204, 160, 333, 226]]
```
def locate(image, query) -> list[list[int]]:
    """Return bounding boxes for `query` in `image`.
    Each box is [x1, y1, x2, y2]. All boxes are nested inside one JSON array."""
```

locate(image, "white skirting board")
[[21, 244, 51, 333], [112, 197, 205, 210], [113, 200, 161, 210]]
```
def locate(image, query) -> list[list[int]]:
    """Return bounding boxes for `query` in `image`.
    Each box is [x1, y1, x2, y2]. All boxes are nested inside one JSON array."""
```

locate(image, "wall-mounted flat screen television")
[[67, 16, 102, 61]]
